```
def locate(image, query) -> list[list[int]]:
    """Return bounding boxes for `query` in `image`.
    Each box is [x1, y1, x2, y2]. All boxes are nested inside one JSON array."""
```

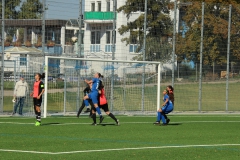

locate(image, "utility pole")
[[110, 0, 117, 111], [141, 0, 147, 112], [42, 0, 46, 56], [76, 0, 83, 111], [172, 0, 177, 87], [1, 0, 5, 110]]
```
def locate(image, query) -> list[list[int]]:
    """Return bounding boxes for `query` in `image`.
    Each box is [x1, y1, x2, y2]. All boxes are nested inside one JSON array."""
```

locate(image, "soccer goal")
[[43, 56, 161, 118]]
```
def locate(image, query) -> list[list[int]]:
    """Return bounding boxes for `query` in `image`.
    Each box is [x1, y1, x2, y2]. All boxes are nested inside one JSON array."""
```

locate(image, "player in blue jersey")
[[84, 72, 104, 125], [163, 85, 174, 124], [90, 79, 120, 126], [154, 89, 173, 126]]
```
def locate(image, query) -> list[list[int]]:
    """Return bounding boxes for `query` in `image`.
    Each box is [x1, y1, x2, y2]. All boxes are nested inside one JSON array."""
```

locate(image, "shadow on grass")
[[100, 123, 117, 126], [41, 123, 61, 126]]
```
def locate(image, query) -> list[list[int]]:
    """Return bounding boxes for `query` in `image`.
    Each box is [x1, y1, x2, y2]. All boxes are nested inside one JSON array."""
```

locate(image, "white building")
[[83, 0, 178, 76], [84, 0, 143, 61]]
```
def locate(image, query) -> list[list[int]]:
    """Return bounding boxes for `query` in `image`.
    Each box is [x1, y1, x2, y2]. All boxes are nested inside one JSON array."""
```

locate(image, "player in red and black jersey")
[[30, 73, 45, 126], [91, 79, 119, 126]]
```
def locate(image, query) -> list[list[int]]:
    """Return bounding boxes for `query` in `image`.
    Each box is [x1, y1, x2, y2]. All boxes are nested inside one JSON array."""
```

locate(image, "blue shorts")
[[88, 91, 99, 104], [162, 104, 173, 114]]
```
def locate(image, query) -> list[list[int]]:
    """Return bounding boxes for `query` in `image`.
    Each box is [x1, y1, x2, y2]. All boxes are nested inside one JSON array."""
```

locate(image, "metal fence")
[[1, 0, 240, 115]]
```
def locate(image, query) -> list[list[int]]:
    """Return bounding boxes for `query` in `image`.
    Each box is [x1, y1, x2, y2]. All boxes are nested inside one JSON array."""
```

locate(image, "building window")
[[91, 31, 100, 44], [105, 29, 116, 53], [20, 54, 27, 66], [106, 1, 110, 11], [91, 2, 95, 11], [129, 33, 138, 53], [92, 26, 101, 30], [129, 45, 138, 53], [106, 25, 112, 30], [97, 2, 101, 11]]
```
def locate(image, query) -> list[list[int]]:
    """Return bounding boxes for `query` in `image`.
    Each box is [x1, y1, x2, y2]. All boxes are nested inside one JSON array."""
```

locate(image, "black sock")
[[89, 111, 92, 117], [77, 101, 85, 116], [109, 113, 117, 122], [37, 112, 41, 122], [92, 113, 96, 123]]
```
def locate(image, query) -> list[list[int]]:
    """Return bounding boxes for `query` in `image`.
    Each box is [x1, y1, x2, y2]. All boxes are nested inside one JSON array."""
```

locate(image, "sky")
[[45, 0, 84, 20]]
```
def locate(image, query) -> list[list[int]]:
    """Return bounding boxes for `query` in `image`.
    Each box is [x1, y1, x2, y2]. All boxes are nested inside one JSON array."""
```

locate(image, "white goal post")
[[43, 56, 161, 118]]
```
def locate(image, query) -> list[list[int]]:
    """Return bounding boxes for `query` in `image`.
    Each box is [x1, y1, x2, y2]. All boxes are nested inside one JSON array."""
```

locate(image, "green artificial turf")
[[0, 115, 240, 160]]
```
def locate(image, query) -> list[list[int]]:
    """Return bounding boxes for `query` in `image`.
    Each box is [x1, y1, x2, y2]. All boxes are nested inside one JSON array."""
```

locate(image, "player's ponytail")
[[98, 73, 104, 78]]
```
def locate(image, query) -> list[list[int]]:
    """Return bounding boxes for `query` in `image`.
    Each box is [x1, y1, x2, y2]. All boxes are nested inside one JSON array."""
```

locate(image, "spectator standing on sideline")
[[13, 75, 28, 115]]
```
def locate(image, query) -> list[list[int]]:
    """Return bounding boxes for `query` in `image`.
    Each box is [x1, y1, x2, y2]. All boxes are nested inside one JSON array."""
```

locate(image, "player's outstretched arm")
[[85, 79, 93, 84]]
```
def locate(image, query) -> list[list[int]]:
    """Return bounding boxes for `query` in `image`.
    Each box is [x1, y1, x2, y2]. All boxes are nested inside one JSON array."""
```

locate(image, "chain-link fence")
[[1, 0, 240, 115]]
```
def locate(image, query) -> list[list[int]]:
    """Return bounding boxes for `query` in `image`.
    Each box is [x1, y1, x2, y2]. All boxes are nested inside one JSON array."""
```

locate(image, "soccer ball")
[[12, 98, 16, 103]]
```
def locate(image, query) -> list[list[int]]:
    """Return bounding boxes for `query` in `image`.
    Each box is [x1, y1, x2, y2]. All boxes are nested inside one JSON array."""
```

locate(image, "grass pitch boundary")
[[0, 144, 240, 155]]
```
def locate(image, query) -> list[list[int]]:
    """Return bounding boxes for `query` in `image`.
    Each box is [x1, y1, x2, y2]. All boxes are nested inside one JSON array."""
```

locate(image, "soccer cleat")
[[91, 123, 97, 126], [35, 121, 41, 126], [153, 121, 160, 125], [116, 119, 120, 126], [99, 116, 104, 124], [166, 118, 170, 124], [84, 108, 91, 113]]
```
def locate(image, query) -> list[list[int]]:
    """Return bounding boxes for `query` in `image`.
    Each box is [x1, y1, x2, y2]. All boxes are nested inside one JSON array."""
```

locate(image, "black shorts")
[[100, 103, 109, 112], [91, 103, 109, 112], [33, 98, 42, 107]]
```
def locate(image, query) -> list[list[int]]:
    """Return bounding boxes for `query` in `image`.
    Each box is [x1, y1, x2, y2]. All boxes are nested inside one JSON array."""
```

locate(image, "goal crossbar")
[[43, 56, 161, 118]]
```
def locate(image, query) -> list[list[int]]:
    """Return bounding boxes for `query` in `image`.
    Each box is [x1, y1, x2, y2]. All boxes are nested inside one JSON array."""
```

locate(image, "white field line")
[[0, 121, 240, 126], [0, 144, 240, 155]]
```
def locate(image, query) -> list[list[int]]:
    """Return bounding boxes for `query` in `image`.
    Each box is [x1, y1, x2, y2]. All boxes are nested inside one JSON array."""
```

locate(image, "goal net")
[[43, 56, 161, 117]]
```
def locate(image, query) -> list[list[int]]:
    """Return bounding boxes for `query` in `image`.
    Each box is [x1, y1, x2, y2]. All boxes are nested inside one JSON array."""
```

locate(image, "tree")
[[18, 0, 43, 19], [0, 0, 21, 19], [118, 0, 173, 62], [176, 0, 240, 70]]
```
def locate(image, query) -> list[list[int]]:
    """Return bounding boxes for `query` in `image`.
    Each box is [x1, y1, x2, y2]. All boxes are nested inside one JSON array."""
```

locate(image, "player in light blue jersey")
[[84, 72, 104, 125], [154, 89, 173, 126]]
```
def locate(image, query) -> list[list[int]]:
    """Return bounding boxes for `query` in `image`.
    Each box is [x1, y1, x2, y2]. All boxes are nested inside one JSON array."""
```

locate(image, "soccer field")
[[0, 115, 240, 160]]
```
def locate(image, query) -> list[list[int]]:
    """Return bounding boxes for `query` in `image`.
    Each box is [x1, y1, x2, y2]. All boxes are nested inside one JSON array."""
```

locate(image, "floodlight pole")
[[78, 0, 83, 58], [76, 0, 83, 111], [226, 5, 232, 112], [1, 0, 5, 112], [110, 0, 116, 111], [198, 2, 204, 113], [42, 0, 46, 56], [172, 0, 177, 87], [141, 0, 147, 112]]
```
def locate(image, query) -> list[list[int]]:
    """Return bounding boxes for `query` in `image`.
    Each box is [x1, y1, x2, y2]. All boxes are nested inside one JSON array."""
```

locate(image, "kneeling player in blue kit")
[[154, 89, 173, 126]]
